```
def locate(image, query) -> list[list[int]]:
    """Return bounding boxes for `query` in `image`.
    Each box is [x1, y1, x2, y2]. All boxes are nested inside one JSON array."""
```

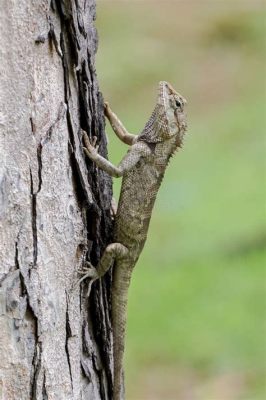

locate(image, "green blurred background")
[[96, 1, 266, 399]]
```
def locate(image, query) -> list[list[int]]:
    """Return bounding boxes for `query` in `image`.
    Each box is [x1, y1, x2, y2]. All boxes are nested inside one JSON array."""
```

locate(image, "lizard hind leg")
[[78, 243, 129, 292], [97, 243, 129, 278]]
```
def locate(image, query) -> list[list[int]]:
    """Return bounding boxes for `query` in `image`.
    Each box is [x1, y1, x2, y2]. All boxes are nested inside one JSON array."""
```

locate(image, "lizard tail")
[[112, 264, 132, 400]]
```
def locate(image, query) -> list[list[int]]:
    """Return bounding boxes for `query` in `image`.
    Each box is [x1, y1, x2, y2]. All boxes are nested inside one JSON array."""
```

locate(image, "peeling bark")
[[0, 1, 113, 399]]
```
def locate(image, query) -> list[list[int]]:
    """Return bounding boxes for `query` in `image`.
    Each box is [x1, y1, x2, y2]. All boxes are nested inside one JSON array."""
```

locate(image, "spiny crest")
[[137, 82, 170, 143], [137, 105, 167, 143], [157, 80, 169, 109]]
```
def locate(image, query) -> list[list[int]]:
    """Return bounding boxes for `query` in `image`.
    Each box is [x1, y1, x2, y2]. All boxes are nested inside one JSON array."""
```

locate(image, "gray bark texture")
[[0, 1, 114, 399]]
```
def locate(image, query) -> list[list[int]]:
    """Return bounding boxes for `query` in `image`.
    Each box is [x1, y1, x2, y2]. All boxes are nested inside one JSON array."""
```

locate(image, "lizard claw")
[[82, 130, 99, 158], [92, 136, 99, 152], [77, 262, 99, 296], [78, 262, 98, 279], [91, 136, 97, 147], [104, 101, 110, 117]]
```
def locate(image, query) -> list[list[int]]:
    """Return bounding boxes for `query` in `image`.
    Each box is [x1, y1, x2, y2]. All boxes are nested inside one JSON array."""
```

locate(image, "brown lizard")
[[80, 81, 187, 400]]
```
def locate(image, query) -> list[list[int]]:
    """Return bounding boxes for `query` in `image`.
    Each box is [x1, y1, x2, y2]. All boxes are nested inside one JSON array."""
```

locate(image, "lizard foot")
[[82, 130, 99, 159], [78, 262, 98, 280], [104, 101, 110, 117], [77, 262, 100, 297]]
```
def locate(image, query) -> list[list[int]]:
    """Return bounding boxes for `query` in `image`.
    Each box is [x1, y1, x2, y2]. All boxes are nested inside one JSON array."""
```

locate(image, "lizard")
[[80, 81, 187, 400]]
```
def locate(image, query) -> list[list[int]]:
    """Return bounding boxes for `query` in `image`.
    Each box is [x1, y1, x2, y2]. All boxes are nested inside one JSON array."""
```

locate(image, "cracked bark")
[[0, 1, 113, 399]]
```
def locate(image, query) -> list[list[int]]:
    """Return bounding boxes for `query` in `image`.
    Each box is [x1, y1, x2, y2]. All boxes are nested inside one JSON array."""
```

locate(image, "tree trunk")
[[0, 1, 113, 399]]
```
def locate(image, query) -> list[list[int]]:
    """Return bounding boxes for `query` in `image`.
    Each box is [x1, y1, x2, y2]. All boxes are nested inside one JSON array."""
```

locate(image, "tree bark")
[[0, 1, 113, 399]]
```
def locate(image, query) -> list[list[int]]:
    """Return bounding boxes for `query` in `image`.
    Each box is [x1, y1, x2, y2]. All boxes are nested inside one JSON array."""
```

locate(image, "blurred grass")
[[96, 1, 266, 399]]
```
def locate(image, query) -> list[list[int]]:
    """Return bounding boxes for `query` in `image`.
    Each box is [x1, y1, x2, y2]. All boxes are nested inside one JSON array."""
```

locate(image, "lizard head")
[[158, 81, 187, 141], [138, 81, 187, 145]]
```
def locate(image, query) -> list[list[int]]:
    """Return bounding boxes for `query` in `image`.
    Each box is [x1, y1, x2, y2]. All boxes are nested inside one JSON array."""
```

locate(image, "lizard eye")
[[175, 99, 182, 108]]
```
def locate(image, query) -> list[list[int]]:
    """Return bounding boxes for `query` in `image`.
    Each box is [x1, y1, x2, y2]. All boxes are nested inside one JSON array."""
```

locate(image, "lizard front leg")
[[104, 102, 138, 145], [82, 131, 151, 178]]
